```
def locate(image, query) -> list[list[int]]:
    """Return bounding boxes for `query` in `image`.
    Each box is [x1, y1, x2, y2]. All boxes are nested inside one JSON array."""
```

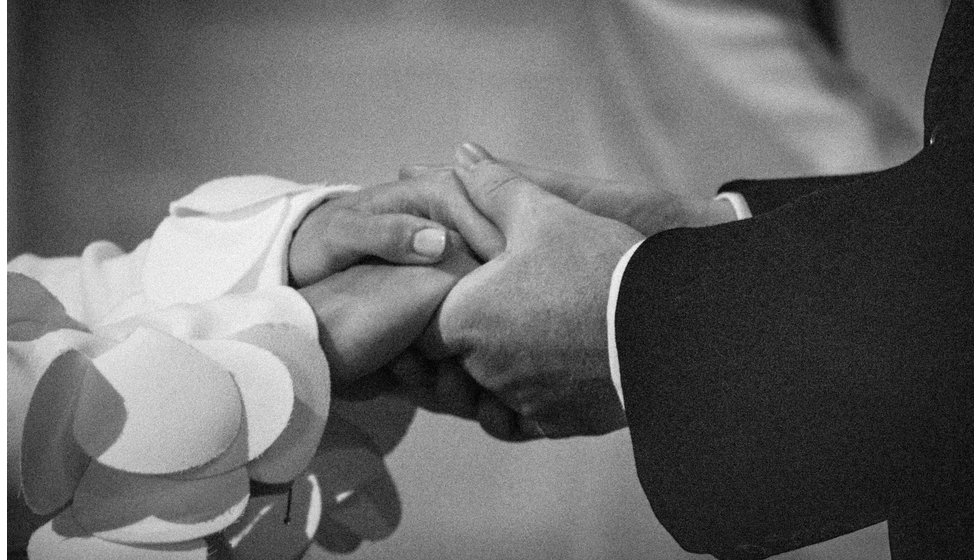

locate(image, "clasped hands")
[[292, 143, 734, 441]]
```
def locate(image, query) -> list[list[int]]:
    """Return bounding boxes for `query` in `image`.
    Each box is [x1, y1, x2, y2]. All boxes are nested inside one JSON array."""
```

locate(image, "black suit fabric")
[[615, 2, 972, 560]]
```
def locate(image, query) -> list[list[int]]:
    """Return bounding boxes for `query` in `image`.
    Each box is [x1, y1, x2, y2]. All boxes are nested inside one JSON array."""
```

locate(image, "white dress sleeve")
[[8, 176, 357, 558], [9, 175, 357, 326]]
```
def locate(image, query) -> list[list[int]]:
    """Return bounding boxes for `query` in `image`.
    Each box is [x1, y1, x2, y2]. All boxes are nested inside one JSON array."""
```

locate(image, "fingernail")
[[454, 142, 492, 170], [412, 228, 446, 258]]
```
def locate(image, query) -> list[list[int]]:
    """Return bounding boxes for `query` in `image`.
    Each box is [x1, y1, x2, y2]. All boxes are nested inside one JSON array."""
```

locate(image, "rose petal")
[[9, 330, 114, 496], [74, 327, 242, 474], [70, 462, 250, 544], [170, 176, 319, 216], [143, 198, 286, 307], [190, 339, 294, 461], [97, 293, 154, 326], [20, 351, 93, 515], [7, 272, 87, 341], [7, 328, 113, 377], [224, 474, 321, 560], [165, 413, 249, 481], [231, 324, 330, 484], [28, 511, 209, 560], [8, 483, 56, 553], [97, 287, 319, 346]]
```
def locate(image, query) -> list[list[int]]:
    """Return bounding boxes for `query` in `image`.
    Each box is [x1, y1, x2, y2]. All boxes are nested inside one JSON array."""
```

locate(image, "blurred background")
[[8, 1, 948, 559]]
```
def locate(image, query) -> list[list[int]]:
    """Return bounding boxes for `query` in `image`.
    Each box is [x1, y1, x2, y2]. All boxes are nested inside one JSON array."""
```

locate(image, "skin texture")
[[298, 231, 478, 391], [289, 172, 503, 287], [400, 158, 736, 236], [289, 172, 527, 443], [417, 147, 645, 438], [290, 170, 503, 391], [285, 175, 494, 551], [291, 144, 734, 438]]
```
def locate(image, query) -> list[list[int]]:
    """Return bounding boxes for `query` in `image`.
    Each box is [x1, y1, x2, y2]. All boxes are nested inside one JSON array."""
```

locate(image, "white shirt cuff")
[[714, 191, 753, 220], [607, 240, 644, 411]]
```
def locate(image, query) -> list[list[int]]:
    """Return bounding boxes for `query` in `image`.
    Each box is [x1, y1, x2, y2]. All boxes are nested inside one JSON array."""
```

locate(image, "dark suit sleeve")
[[718, 172, 872, 216], [614, 3, 971, 560]]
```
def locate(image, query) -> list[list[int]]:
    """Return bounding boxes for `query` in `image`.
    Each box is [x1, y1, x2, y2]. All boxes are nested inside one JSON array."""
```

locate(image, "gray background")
[[8, 2, 949, 559]]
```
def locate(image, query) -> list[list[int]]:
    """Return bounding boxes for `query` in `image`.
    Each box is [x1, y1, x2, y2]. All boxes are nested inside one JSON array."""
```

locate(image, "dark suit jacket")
[[615, 2, 972, 559]]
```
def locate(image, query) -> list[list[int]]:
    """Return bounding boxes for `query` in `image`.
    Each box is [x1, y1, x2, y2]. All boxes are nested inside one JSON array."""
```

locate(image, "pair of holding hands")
[[290, 143, 733, 441]]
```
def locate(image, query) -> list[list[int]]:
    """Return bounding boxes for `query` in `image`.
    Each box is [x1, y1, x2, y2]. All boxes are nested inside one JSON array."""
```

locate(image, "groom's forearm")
[[611, 141, 970, 557]]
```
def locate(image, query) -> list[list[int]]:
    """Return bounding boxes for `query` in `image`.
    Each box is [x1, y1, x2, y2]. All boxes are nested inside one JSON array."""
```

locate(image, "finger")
[[329, 394, 417, 455], [404, 171, 505, 262], [301, 232, 478, 385], [332, 366, 398, 401], [453, 142, 622, 206], [300, 264, 457, 384], [453, 143, 560, 240], [398, 164, 448, 180], [452, 143, 609, 198], [325, 211, 449, 265], [516, 415, 548, 439], [476, 393, 515, 441], [388, 350, 437, 388], [476, 393, 539, 442], [434, 230, 483, 277], [388, 355, 472, 417], [397, 384, 442, 413], [340, 175, 505, 262], [385, 352, 443, 412], [416, 310, 453, 362], [433, 360, 480, 419], [500, 160, 614, 205], [291, 208, 450, 286]]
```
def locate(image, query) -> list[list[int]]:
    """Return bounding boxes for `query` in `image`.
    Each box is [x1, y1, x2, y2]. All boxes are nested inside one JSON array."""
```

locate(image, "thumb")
[[452, 143, 556, 240]]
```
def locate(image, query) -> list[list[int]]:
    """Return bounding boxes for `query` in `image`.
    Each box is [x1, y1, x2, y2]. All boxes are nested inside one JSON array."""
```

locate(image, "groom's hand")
[[288, 171, 503, 395], [400, 156, 735, 237], [419, 145, 645, 438]]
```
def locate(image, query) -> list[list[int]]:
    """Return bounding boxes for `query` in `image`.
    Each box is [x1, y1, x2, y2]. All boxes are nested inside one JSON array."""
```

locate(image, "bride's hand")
[[298, 230, 479, 393], [288, 170, 503, 287]]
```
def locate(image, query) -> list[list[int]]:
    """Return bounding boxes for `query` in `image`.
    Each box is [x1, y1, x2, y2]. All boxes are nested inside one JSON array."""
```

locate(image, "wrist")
[[288, 200, 332, 287]]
